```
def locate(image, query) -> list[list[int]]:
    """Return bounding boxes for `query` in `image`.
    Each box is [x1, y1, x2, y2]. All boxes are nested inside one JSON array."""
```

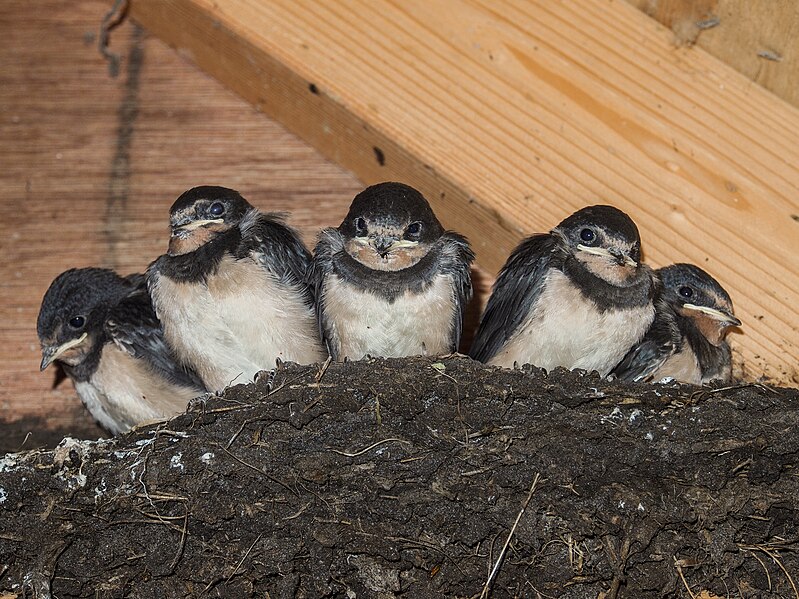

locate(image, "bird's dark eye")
[[354, 217, 368, 237], [209, 202, 225, 217], [68, 316, 86, 330], [405, 222, 422, 238], [679, 286, 694, 298], [579, 228, 595, 243]]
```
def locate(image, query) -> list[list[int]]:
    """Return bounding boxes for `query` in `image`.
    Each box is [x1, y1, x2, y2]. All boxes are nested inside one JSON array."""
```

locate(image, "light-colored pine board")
[[0, 0, 368, 448], [629, 0, 799, 109], [126, 0, 799, 384]]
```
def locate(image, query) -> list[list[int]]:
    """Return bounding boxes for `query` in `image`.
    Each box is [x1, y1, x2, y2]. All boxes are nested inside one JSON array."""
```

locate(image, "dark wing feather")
[[240, 211, 314, 304], [437, 232, 475, 351], [105, 283, 206, 392], [611, 297, 680, 382], [469, 234, 558, 363], [122, 272, 147, 288], [305, 228, 343, 359]]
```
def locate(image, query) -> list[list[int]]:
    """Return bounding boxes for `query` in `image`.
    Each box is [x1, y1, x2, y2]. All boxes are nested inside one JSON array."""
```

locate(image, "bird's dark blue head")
[[555, 205, 644, 286], [658, 263, 740, 345], [167, 186, 253, 256], [37, 268, 134, 371], [339, 182, 445, 271]]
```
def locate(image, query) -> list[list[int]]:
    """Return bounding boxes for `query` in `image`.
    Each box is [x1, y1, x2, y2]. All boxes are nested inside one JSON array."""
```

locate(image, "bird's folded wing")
[[610, 302, 679, 382], [239, 211, 312, 294], [306, 228, 344, 359], [106, 288, 206, 391], [469, 234, 557, 363], [437, 232, 475, 351]]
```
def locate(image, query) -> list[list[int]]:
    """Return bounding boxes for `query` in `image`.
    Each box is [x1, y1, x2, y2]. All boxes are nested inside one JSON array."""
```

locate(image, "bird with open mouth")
[[307, 182, 474, 361]]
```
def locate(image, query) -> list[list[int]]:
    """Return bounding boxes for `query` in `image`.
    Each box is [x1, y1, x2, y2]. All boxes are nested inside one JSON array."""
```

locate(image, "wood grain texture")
[[126, 0, 799, 384], [0, 0, 368, 445], [631, 0, 799, 108]]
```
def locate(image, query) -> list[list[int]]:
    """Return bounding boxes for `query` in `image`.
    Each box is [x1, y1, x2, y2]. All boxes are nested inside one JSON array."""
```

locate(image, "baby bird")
[[147, 186, 325, 391], [611, 263, 740, 384], [470, 205, 656, 376], [307, 182, 474, 361], [37, 268, 205, 435]]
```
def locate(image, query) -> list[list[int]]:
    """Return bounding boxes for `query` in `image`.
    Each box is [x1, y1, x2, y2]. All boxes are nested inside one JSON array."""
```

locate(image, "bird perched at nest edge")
[[470, 204, 656, 377], [147, 185, 325, 391], [38, 268, 206, 434], [306, 181, 474, 361]]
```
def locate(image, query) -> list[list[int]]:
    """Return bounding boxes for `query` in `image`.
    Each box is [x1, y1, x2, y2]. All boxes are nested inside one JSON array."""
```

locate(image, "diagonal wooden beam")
[[124, 0, 799, 384]]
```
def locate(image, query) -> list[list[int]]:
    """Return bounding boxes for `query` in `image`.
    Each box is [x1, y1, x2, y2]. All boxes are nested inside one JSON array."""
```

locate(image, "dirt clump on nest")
[[1, 356, 798, 598]]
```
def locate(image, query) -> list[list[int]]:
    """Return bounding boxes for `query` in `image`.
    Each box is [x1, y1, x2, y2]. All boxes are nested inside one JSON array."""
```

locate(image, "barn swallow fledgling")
[[37, 268, 206, 435], [307, 182, 474, 361], [147, 186, 325, 391], [611, 263, 740, 384], [470, 205, 656, 376]]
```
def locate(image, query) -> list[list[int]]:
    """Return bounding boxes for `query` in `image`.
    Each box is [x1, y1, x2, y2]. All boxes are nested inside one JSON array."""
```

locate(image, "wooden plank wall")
[[125, 0, 799, 384], [629, 0, 799, 109], [0, 1, 370, 450]]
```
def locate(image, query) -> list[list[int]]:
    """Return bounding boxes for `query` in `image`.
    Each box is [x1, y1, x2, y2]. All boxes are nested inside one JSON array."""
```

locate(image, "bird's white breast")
[[74, 345, 199, 435], [322, 273, 456, 361], [490, 269, 654, 376], [150, 255, 324, 390], [651, 345, 702, 385]]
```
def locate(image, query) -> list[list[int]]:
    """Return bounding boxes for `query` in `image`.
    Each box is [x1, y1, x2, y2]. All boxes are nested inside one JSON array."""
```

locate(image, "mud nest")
[[1, 356, 798, 598]]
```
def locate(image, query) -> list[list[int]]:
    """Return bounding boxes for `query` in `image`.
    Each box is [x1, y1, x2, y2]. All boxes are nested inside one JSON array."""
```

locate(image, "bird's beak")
[[576, 244, 638, 268], [171, 218, 224, 234], [40, 333, 88, 371], [370, 236, 418, 256], [682, 304, 741, 327]]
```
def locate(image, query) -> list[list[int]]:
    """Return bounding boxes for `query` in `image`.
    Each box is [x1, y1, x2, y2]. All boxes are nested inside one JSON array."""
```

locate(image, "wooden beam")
[[124, 0, 799, 385], [628, 0, 799, 110]]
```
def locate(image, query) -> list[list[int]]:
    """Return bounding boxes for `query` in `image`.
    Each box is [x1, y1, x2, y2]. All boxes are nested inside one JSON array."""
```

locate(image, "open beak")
[[682, 304, 741, 327], [577, 244, 638, 268], [171, 218, 224, 234], [40, 333, 88, 371]]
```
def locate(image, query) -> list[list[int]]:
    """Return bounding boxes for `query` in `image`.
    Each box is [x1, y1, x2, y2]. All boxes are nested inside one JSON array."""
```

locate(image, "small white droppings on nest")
[[200, 452, 215, 464], [0, 455, 19, 473], [170, 453, 185, 471], [94, 479, 107, 500], [53, 437, 92, 489], [600, 407, 624, 424], [0, 487, 7, 504]]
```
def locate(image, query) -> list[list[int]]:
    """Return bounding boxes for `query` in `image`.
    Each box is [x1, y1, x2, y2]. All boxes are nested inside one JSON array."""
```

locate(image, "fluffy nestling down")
[[611, 263, 740, 384], [470, 204, 656, 377], [307, 181, 474, 361], [147, 186, 325, 391], [37, 268, 206, 435]]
